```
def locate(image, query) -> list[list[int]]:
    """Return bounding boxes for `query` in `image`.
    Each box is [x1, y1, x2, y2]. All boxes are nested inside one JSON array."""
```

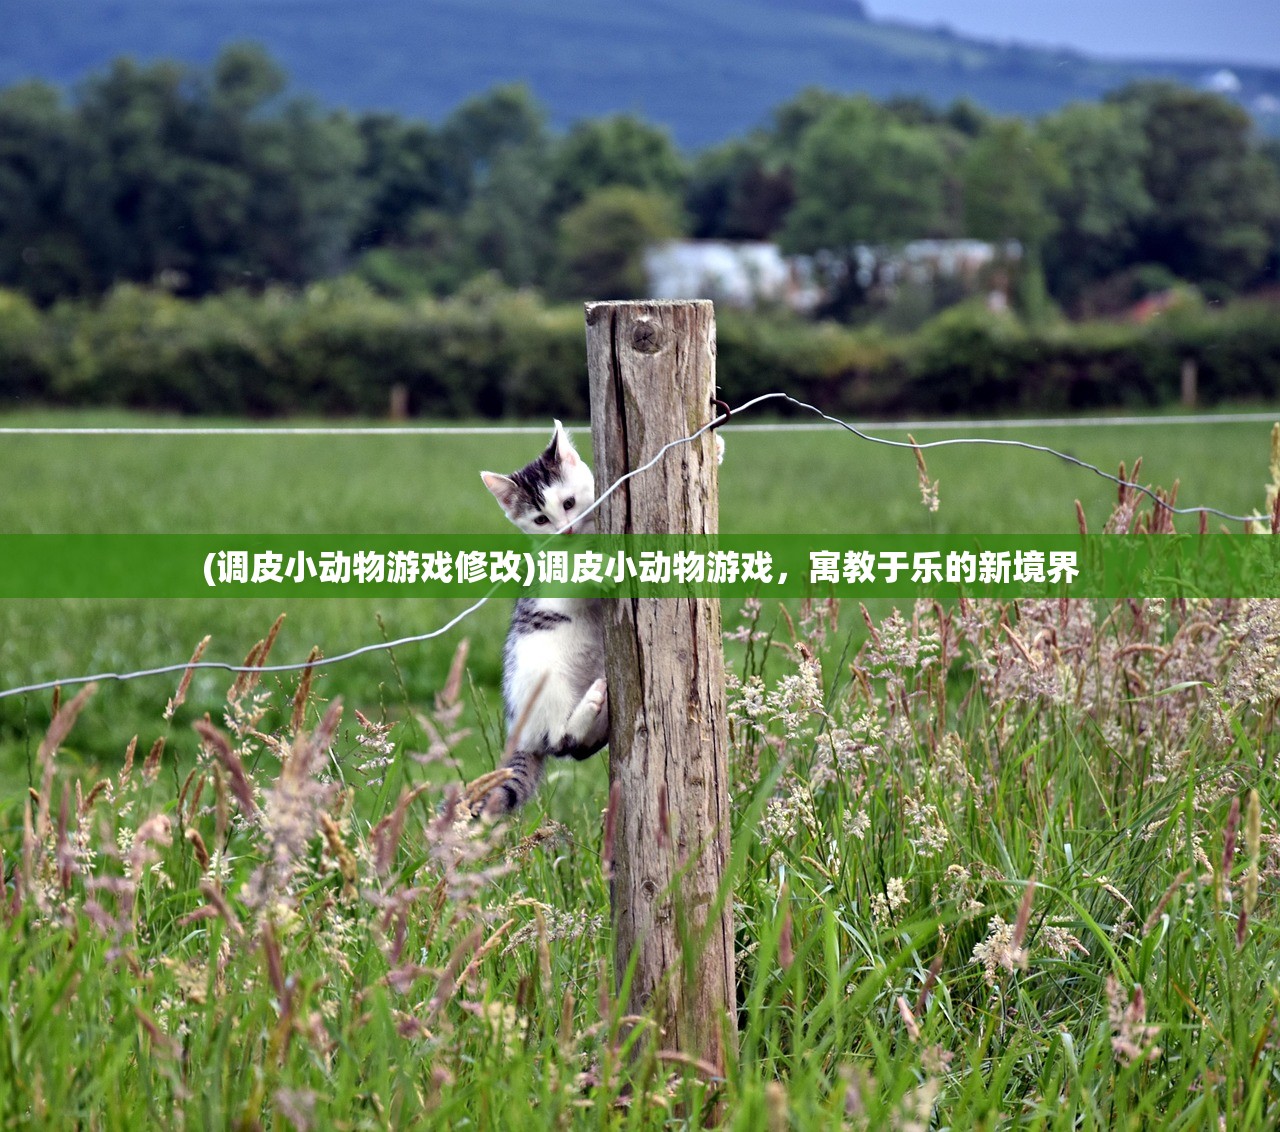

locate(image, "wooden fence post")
[[584, 300, 737, 1077], [1181, 357, 1198, 408]]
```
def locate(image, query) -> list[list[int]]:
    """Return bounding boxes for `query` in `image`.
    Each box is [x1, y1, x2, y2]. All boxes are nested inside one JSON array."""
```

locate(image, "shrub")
[[4, 284, 1280, 419], [0, 289, 59, 404]]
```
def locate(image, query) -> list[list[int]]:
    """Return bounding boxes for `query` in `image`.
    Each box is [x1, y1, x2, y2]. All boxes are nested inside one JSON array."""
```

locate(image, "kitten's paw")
[[583, 677, 607, 716], [462, 767, 519, 821], [564, 678, 608, 747]]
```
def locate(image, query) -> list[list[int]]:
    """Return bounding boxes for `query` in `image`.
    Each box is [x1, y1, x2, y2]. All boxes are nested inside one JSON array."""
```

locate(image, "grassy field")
[[2, 407, 1280, 1128], [0, 407, 1274, 784], [0, 408, 1273, 536]]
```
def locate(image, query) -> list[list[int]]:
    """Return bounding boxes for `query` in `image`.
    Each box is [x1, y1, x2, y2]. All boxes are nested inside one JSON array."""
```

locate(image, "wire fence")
[[3, 409, 1279, 436], [0, 391, 1271, 703]]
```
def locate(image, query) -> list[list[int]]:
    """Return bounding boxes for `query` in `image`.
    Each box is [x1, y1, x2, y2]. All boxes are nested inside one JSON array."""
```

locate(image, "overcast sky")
[[867, 1, 1280, 68]]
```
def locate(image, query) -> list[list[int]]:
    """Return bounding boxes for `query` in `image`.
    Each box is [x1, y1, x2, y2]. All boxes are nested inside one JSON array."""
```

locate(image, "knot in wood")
[[631, 321, 663, 354]]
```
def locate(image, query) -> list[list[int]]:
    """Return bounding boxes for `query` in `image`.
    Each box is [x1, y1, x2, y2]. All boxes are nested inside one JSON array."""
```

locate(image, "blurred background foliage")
[[1, 44, 1279, 417]]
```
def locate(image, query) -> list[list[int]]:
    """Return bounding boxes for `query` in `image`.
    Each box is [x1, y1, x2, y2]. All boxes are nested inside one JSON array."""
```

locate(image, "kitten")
[[475, 421, 608, 816]]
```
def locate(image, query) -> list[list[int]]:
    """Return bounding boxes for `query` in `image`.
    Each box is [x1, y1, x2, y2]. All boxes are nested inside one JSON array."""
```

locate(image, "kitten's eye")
[[563, 497, 575, 511], [534, 515, 551, 525]]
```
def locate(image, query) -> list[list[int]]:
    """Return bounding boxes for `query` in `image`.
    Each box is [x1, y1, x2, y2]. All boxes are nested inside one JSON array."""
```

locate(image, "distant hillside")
[[4, 0, 1279, 147]]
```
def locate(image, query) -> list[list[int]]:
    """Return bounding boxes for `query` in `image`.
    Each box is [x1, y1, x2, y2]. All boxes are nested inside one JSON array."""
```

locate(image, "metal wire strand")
[[0, 596, 494, 701], [770, 393, 1266, 525], [0, 391, 1266, 702]]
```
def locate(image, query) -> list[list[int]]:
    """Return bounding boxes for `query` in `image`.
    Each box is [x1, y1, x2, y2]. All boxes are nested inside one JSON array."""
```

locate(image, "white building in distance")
[[644, 238, 1018, 312], [643, 240, 822, 312]]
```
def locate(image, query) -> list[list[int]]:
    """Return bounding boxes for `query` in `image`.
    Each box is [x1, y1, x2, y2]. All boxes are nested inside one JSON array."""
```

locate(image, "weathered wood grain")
[[585, 300, 736, 1077]]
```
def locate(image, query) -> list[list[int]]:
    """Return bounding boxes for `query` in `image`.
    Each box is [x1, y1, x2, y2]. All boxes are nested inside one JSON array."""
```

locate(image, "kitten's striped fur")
[[476, 421, 607, 816]]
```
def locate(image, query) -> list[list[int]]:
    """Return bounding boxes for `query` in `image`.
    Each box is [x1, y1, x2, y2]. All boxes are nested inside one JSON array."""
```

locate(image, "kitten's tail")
[[470, 749, 546, 818]]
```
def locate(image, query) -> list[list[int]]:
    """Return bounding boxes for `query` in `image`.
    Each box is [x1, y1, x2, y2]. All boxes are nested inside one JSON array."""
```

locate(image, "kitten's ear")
[[546, 419, 581, 467], [481, 471, 520, 516]]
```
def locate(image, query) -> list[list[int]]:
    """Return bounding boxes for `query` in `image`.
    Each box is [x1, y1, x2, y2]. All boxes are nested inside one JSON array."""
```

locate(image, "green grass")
[[3, 544, 1280, 1127], [2, 407, 1280, 1126], [0, 408, 1272, 535], [0, 407, 1274, 794]]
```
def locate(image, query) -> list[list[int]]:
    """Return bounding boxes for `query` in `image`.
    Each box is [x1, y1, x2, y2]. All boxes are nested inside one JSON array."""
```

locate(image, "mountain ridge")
[[4, 0, 1278, 147]]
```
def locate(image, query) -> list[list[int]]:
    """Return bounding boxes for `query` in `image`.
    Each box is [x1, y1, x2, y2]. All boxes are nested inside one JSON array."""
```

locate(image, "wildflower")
[[1244, 789, 1262, 919], [274, 1088, 318, 1132], [843, 808, 870, 840], [1223, 601, 1280, 709], [942, 863, 971, 896], [898, 1077, 941, 1132], [239, 703, 343, 911], [903, 796, 950, 858], [1040, 925, 1087, 959], [128, 814, 172, 882], [501, 901, 605, 954], [871, 876, 908, 926], [760, 783, 817, 844], [1092, 874, 1135, 912], [821, 715, 884, 778], [161, 957, 211, 1006], [896, 995, 921, 1041], [920, 1042, 953, 1077], [471, 1000, 528, 1057], [761, 797, 793, 842], [354, 709, 396, 757], [163, 635, 210, 721], [1107, 976, 1161, 1065], [864, 611, 939, 673], [910, 437, 941, 514], [505, 821, 570, 865], [971, 915, 1027, 984], [933, 732, 978, 797], [726, 674, 768, 731], [764, 1081, 789, 1132], [765, 652, 825, 734]]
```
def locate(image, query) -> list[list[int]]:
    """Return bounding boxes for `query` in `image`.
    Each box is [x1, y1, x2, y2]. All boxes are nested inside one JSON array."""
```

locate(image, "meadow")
[[2, 405, 1280, 1128], [0, 405, 1272, 784]]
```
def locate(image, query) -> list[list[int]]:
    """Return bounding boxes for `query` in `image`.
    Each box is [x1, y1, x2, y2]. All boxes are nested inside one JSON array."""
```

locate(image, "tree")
[[1263, 139, 1280, 180], [1038, 101, 1154, 307], [42, 47, 367, 295], [65, 56, 214, 290], [961, 119, 1063, 250], [944, 97, 991, 139], [1113, 82, 1280, 290], [882, 95, 943, 128], [439, 84, 548, 210], [212, 42, 286, 114], [460, 142, 556, 288], [722, 161, 795, 240], [548, 114, 686, 216], [768, 87, 848, 162], [0, 82, 97, 303], [555, 186, 682, 299], [249, 100, 366, 284], [354, 113, 451, 249], [780, 97, 949, 311], [961, 118, 1065, 316], [685, 139, 793, 240], [782, 99, 948, 251]]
